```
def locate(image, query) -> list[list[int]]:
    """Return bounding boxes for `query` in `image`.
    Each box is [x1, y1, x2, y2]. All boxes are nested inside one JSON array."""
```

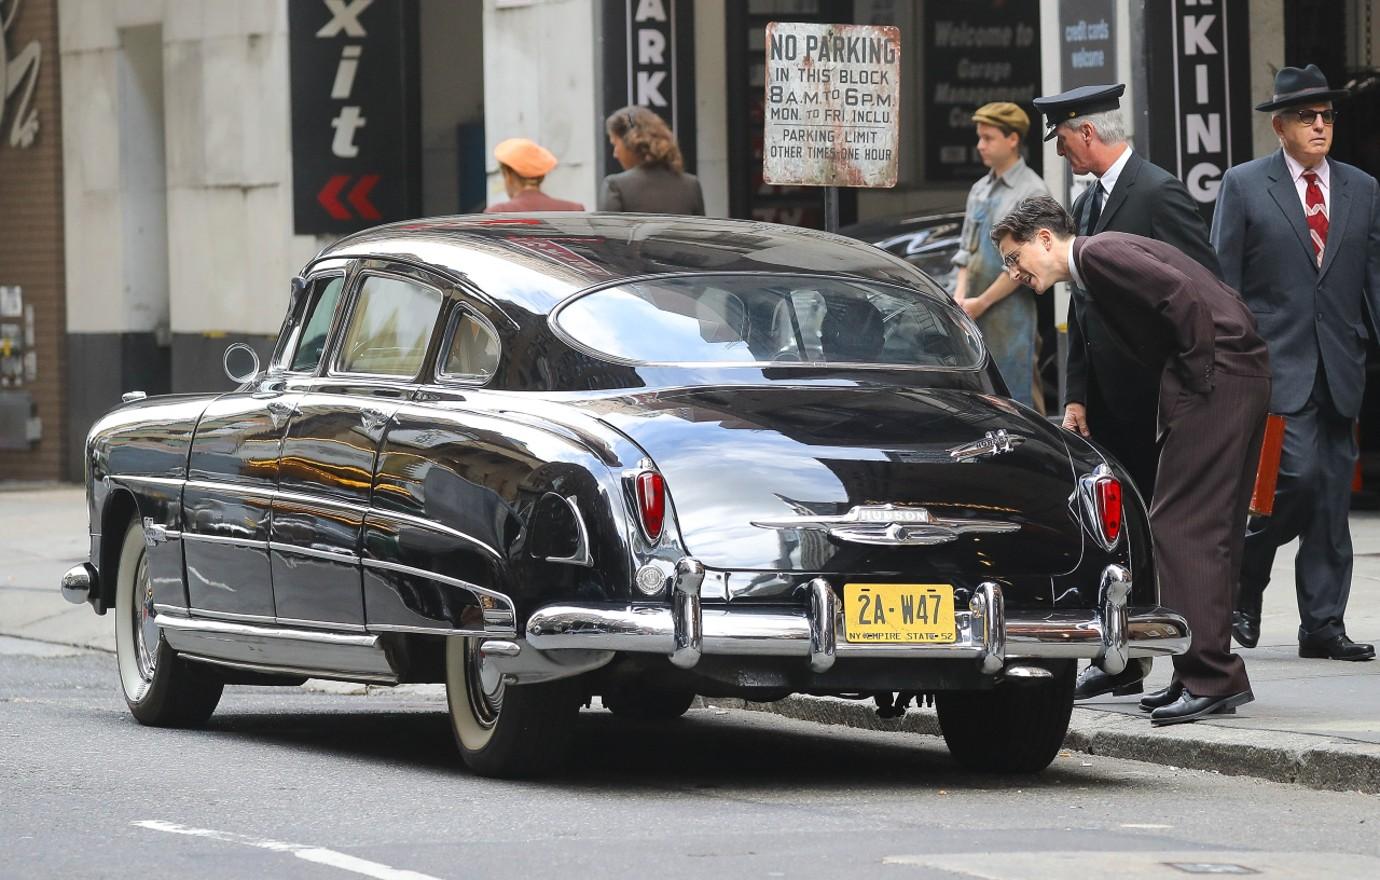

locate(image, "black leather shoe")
[[1150, 689, 1254, 727], [1298, 634, 1376, 661], [1138, 681, 1184, 712], [1074, 660, 1148, 700], [1232, 610, 1261, 649]]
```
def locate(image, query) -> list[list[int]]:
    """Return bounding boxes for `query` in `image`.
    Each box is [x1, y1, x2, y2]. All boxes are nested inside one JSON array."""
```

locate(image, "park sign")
[[763, 22, 901, 188]]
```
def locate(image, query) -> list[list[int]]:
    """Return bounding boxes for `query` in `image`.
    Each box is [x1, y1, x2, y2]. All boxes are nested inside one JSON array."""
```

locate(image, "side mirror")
[[223, 343, 261, 384]]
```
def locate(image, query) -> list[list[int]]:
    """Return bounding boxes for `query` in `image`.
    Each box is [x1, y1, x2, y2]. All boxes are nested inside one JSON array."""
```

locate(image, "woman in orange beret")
[[485, 138, 585, 213]]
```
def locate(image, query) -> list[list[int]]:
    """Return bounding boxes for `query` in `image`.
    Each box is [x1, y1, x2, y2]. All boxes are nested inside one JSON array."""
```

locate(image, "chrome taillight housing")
[[1078, 464, 1123, 550], [634, 468, 666, 542]]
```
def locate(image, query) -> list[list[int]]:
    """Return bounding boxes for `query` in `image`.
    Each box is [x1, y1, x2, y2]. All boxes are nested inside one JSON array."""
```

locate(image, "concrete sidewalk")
[[3, 483, 1379, 791]]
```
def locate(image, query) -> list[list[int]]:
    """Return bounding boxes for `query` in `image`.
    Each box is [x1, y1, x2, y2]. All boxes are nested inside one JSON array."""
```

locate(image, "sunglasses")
[[1288, 109, 1338, 125]]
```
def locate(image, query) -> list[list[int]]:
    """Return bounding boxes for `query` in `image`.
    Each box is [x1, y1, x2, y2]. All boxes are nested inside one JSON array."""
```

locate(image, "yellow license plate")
[[842, 583, 957, 644]]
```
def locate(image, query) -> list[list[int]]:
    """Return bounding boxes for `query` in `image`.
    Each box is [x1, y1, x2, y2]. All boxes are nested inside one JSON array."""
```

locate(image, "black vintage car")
[[62, 214, 1188, 777]]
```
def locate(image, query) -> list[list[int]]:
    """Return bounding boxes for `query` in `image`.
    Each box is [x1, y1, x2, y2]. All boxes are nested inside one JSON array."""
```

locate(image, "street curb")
[[700, 694, 1380, 794]]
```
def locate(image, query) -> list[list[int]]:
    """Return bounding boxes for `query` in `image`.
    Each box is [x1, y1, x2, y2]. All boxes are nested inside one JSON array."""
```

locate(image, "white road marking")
[[132, 820, 442, 880], [1118, 823, 1174, 829]]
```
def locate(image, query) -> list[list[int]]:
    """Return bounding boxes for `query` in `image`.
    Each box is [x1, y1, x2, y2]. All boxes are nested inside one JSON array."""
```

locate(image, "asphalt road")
[[3, 639, 1379, 880]]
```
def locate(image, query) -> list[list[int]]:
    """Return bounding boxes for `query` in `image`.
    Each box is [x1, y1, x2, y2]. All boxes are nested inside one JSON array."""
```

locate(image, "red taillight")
[[1095, 476, 1123, 544], [635, 471, 665, 541]]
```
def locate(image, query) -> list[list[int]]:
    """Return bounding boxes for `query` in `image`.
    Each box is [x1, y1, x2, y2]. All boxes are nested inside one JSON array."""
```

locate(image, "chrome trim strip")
[[184, 478, 277, 501], [269, 541, 360, 564], [188, 608, 278, 625], [275, 616, 368, 634], [366, 623, 493, 636], [542, 494, 594, 567], [157, 614, 379, 647], [179, 654, 397, 685], [152, 603, 187, 617], [366, 508, 503, 559], [361, 557, 516, 610], [272, 489, 370, 516], [110, 474, 185, 489], [181, 532, 270, 551]]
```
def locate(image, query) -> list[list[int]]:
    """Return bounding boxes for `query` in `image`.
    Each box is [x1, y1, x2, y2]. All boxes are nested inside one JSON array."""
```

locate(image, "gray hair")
[[1059, 109, 1127, 145]]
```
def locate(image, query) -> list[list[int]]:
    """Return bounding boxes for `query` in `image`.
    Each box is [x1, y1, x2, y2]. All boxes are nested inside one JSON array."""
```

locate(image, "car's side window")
[[288, 276, 346, 373], [438, 307, 500, 382], [336, 274, 443, 377]]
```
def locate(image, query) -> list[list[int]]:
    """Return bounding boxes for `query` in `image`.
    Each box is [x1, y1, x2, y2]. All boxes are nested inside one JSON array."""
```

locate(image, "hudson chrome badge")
[[750, 503, 1018, 547]]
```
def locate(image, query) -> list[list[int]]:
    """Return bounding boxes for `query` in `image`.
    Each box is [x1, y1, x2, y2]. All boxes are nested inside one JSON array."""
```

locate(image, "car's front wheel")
[[935, 662, 1075, 773], [113, 519, 223, 726], [444, 637, 580, 778]]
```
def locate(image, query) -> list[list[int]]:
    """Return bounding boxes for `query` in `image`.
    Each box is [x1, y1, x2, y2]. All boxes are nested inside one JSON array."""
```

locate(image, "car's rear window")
[[552, 274, 983, 368]]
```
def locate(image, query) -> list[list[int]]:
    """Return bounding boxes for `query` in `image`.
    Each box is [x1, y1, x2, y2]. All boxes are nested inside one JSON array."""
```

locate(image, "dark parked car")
[[62, 214, 1187, 777], [839, 209, 964, 292]]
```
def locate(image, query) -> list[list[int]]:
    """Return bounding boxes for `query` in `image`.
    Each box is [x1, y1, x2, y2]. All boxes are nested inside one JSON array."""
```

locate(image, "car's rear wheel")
[[113, 519, 223, 726], [602, 687, 696, 720], [935, 662, 1075, 773], [444, 636, 580, 778]]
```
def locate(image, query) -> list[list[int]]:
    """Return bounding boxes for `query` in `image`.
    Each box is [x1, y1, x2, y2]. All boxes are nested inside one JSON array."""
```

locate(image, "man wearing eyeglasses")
[[1212, 64, 1380, 662], [992, 195, 1271, 726]]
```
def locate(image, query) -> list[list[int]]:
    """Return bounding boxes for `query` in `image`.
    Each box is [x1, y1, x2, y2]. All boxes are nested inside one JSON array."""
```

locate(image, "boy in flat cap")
[[1212, 64, 1379, 661], [950, 101, 1051, 408], [486, 138, 585, 213], [1033, 83, 1222, 702]]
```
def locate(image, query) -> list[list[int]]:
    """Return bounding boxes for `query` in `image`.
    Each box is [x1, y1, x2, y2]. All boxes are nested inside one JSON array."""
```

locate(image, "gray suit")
[[599, 165, 705, 215], [1212, 149, 1380, 640]]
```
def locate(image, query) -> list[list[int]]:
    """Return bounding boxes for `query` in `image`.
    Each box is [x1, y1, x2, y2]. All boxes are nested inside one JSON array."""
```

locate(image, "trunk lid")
[[588, 385, 1083, 579]]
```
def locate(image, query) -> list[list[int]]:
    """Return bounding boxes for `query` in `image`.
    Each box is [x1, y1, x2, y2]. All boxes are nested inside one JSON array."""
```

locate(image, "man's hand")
[[961, 296, 988, 320], [1063, 403, 1090, 437]]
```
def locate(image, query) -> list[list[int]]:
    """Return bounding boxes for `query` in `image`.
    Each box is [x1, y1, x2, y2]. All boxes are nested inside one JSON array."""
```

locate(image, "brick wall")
[[0, 0, 66, 481]]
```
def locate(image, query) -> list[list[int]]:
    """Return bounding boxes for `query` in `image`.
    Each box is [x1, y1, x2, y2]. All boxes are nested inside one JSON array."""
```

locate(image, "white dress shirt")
[[1282, 150, 1330, 218], [1095, 145, 1135, 202], [1068, 240, 1086, 290]]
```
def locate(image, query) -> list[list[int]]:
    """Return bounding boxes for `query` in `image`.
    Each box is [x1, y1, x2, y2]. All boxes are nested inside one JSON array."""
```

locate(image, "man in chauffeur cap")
[[1032, 83, 1222, 704], [1212, 64, 1379, 662]]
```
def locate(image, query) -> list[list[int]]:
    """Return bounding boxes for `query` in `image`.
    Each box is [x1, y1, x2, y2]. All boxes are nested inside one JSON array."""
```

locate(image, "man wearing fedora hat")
[[950, 102, 1052, 409], [485, 138, 585, 213], [1212, 64, 1380, 662]]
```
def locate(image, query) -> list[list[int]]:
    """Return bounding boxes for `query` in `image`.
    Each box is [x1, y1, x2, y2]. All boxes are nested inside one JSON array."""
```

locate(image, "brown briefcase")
[[1249, 414, 1286, 517]]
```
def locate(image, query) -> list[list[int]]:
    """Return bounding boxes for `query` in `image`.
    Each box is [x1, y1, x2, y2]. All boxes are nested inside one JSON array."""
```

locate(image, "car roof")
[[314, 213, 932, 315]]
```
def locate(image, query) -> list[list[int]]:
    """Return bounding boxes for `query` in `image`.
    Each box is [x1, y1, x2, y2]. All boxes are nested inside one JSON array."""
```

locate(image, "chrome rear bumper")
[[525, 561, 1189, 676]]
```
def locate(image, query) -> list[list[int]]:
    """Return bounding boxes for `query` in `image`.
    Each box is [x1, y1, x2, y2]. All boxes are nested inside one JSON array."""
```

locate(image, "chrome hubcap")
[[466, 640, 504, 729], [132, 551, 158, 682]]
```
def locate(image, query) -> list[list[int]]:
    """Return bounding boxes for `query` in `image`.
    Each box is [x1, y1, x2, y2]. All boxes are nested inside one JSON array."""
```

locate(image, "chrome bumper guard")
[[524, 561, 1190, 675]]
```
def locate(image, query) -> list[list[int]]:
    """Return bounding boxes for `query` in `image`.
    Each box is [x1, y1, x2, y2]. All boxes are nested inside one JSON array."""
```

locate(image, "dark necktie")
[[1084, 181, 1105, 235], [1303, 171, 1328, 267]]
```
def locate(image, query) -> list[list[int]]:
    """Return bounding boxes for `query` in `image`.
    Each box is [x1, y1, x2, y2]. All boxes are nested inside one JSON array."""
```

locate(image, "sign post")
[[762, 22, 901, 233]]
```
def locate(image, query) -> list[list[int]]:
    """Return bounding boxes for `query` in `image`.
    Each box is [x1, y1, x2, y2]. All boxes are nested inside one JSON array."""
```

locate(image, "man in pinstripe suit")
[[993, 195, 1270, 726]]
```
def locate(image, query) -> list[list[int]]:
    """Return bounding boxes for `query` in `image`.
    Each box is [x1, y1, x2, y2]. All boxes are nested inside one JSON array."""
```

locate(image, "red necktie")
[[1303, 171, 1328, 266]]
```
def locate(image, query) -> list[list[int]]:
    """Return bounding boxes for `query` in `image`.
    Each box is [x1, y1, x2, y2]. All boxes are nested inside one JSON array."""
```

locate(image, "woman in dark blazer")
[[600, 106, 705, 215]]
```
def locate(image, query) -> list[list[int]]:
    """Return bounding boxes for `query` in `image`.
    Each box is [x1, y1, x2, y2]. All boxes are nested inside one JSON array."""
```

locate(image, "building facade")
[[3, 0, 1378, 481]]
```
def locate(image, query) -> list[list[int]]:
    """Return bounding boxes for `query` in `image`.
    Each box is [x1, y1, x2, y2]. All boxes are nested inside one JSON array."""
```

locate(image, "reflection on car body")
[[61, 214, 1188, 778]]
